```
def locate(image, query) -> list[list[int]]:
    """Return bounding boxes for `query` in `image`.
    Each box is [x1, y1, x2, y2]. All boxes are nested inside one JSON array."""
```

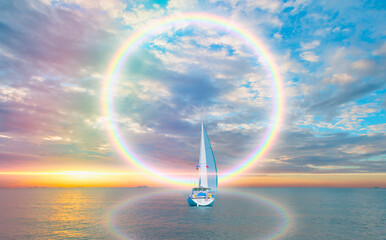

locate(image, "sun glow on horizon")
[[1, 172, 385, 188]]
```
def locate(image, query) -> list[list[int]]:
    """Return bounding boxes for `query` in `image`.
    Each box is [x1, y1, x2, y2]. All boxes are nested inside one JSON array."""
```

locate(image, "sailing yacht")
[[187, 118, 218, 207]]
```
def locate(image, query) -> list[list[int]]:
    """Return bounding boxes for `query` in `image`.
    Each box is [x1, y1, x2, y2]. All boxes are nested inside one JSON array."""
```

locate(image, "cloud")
[[259, 130, 386, 173], [283, 0, 311, 14], [368, 123, 386, 134], [45, 0, 127, 19], [352, 59, 377, 74], [121, 4, 165, 29], [243, 0, 282, 13], [301, 40, 320, 50], [0, 151, 38, 166], [273, 32, 283, 40], [167, 0, 198, 11], [373, 42, 386, 56], [300, 51, 319, 62], [0, 86, 28, 103], [309, 81, 384, 111], [299, 103, 380, 132], [137, 80, 171, 101], [324, 73, 354, 85]]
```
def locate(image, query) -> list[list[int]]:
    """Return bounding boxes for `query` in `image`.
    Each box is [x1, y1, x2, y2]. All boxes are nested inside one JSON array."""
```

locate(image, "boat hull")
[[187, 197, 215, 207]]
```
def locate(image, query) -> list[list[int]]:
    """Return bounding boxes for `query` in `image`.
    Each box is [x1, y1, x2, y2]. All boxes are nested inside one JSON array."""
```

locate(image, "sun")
[[61, 171, 95, 178]]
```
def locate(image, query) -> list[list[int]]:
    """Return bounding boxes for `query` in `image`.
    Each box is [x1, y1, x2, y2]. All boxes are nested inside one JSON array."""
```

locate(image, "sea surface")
[[0, 187, 385, 240]]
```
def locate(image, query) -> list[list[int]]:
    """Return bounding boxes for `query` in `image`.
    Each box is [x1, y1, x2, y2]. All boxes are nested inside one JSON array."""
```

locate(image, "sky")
[[0, 0, 385, 188]]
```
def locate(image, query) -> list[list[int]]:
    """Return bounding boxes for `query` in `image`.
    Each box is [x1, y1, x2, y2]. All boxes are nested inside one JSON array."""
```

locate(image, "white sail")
[[198, 120, 218, 192], [198, 121, 208, 188]]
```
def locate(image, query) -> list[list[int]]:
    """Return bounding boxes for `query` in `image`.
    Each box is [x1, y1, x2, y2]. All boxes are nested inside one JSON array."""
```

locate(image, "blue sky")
[[0, 0, 385, 177]]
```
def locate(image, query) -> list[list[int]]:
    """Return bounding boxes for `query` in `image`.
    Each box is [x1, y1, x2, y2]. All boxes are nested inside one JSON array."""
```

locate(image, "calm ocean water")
[[0, 187, 384, 239]]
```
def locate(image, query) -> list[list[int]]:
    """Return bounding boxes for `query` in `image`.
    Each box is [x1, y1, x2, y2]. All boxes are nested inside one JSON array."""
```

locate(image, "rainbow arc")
[[102, 12, 285, 186]]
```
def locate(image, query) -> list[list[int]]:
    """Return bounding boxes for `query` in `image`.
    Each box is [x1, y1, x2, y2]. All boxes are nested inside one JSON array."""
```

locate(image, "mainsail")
[[198, 120, 218, 192]]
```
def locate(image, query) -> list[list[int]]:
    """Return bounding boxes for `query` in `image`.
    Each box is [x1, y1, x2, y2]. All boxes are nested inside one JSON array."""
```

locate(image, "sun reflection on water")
[[46, 189, 90, 238]]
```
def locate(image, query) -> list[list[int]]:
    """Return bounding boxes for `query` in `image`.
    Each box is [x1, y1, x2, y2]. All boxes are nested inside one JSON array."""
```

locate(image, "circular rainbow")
[[102, 12, 284, 186]]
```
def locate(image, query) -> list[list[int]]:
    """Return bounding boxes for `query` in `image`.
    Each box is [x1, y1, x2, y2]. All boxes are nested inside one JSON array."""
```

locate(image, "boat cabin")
[[192, 187, 211, 191], [191, 187, 212, 199]]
